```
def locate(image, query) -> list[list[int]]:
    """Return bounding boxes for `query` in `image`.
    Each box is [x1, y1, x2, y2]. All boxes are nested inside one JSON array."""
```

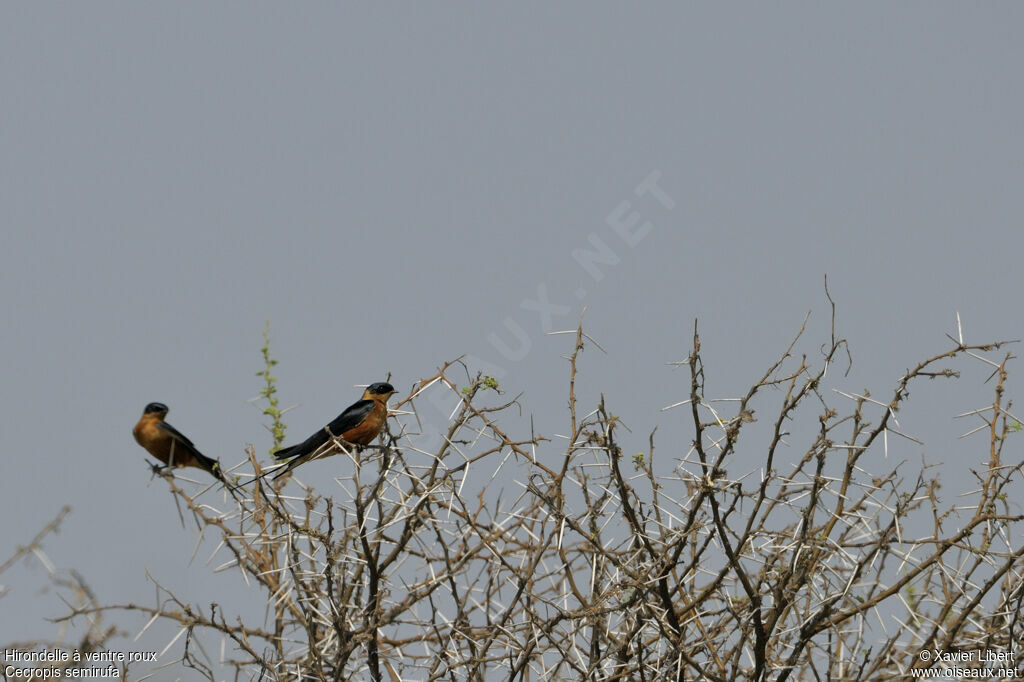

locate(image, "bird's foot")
[[147, 461, 173, 478]]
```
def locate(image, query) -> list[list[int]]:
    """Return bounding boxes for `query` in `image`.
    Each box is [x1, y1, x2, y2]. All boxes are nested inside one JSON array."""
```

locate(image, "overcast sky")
[[2, 2, 1022, 670]]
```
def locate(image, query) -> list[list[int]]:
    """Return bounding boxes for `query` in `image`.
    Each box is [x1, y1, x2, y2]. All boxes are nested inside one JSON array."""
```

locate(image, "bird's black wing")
[[273, 429, 329, 461], [157, 421, 224, 481], [273, 399, 375, 461], [325, 399, 375, 436], [157, 420, 198, 450]]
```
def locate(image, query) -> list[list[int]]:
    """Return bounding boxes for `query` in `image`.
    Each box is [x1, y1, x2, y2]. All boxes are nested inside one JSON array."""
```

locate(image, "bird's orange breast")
[[133, 415, 200, 469], [340, 399, 388, 445], [134, 416, 170, 462]]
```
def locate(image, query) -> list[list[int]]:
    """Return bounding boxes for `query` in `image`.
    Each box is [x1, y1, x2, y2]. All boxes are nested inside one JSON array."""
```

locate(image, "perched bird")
[[133, 402, 224, 482], [239, 381, 396, 487]]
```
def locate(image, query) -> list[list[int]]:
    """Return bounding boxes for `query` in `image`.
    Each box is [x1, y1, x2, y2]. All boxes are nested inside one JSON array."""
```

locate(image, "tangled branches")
[[54, 313, 1024, 681]]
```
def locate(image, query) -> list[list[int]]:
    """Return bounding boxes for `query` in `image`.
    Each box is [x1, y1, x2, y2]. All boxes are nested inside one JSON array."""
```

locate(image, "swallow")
[[238, 381, 396, 487], [133, 402, 225, 482]]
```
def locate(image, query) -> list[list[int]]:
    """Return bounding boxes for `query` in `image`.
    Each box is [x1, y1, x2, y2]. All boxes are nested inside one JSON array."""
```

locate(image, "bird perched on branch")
[[237, 381, 397, 488], [133, 402, 225, 482]]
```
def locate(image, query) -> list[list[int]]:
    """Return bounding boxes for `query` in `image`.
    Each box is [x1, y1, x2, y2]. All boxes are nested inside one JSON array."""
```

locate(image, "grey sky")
[[2, 2, 1022, 667]]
